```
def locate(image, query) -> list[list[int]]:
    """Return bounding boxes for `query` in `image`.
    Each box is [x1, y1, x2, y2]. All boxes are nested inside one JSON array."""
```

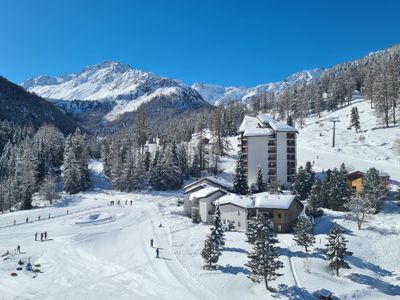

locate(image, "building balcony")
[[287, 133, 296, 139], [287, 140, 296, 146], [268, 140, 276, 146], [268, 155, 277, 161]]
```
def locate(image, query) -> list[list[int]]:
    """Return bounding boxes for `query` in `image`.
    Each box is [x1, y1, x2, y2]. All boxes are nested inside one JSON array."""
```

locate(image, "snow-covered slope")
[[1, 160, 399, 299], [192, 68, 324, 105], [22, 61, 207, 122], [297, 94, 400, 181]]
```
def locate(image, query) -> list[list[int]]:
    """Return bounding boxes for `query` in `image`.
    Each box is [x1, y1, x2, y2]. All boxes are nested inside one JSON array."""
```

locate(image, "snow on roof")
[[254, 193, 296, 209], [214, 192, 297, 210], [257, 114, 298, 132], [189, 186, 222, 200], [214, 194, 254, 208], [238, 115, 259, 133], [183, 176, 232, 191], [238, 115, 274, 137], [204, 176, 233, 189], [238, 114, 297, 136]]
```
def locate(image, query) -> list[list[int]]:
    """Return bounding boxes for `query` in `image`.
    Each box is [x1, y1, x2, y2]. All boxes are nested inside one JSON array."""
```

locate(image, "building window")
[[278, 213, 282, 218], [238, 221, 241, 227]]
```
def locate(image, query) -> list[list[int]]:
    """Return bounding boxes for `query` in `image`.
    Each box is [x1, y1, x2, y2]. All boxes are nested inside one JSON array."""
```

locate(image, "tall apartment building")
[[238, 114, 298, 188]]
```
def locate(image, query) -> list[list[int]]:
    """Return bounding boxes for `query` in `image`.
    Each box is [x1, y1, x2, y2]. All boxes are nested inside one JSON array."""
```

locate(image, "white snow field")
[[1, 98, 400, 299]]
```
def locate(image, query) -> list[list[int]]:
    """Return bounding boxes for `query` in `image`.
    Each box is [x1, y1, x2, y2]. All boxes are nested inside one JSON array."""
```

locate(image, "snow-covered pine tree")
[[63, 136, 81, 194], [190, 153, 201, 178], [307, 177, 323, 216], [293, 163, 314, 200], [233, 152, 249, 195], [350, 106, 361, 132], [201, 205, 225, 269], [325, 223, 353, 276], [326, 168, 350, 211], [293, 216, 315, 252], [245, 214, 283, 291], [362, 167, 387, 213], [245, 217, 258, 245], [157, 143, 183, 190], [131, 150, 147, 190], [267, 177, 280, 194], [256, 166, 266, 193]]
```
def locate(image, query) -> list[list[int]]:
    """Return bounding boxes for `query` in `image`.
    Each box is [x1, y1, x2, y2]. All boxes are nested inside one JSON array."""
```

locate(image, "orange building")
[[346, 170, 390, 194]]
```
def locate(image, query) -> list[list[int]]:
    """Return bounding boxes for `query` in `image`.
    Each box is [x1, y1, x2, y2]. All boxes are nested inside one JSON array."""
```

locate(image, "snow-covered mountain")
[[22, 61, 207, 122], [192, 68, 324, 105]]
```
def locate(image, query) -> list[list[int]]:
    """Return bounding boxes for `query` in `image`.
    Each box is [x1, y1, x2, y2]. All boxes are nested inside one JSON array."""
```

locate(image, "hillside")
[[297, 95, 400, 181], [0, 76, 80, 135]]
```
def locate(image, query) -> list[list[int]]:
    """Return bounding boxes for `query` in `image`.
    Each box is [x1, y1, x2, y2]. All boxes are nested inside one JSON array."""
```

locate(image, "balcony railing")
[[287, 148, 296, 154], [268, 155, 276, 161], [287, 140, 296, 146]]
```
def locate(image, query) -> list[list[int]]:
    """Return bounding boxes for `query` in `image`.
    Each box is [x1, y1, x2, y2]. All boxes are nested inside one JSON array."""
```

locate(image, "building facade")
[[238, 114, 298, 189]]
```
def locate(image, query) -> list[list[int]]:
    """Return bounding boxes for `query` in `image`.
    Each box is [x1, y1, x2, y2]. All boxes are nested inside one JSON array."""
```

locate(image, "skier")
[[156, 248, 159, 258], [13, 220, 16, 226], [26, 217, 28, 223], [17, 245, 21, 253], [44, 232, 47, 240], [130, 200, 132, 205], [67, 209, 69, 215], [40, 233, 43, 241], [150, 239, 154, 248], [159, 223, 162, 228], [48, 213, 51, 219], [34, 232, 38, 241], [125, 200, 127, 205], [38, 215, 41, 221]]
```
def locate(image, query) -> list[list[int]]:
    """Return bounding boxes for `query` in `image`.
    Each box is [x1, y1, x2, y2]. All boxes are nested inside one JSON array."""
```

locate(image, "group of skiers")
[[34, 231, 48, 241], [109, 200, 133, 205]]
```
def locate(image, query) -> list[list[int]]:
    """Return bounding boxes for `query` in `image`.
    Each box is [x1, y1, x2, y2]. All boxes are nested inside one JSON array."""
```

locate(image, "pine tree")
[[350, 106, 361, 132], [246, 217, 258, 245], [201, 206, 225, 269], [233, 152, 249, 195], [268, 177, 280, 194], [292, 163, 314, 200], [245, 215, 283, 291], [293, 216, 315, 252], [307, 177, 323, 216], [325, 168, 351, 211], [362, 167, 387, 213], [256, 166, 266, 193], [190, 153, 201, 178], [325, 224, 353, 276]]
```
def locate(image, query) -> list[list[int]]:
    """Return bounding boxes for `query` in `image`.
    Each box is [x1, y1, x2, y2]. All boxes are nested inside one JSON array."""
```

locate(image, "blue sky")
[[1, 0, 399, 87]]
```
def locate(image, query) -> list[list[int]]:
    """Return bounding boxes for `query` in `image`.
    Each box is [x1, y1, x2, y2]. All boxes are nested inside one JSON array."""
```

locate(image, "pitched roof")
[[214, 192, 298, 210], [183, 176, 232, 191], [189, 186, 224, 200]]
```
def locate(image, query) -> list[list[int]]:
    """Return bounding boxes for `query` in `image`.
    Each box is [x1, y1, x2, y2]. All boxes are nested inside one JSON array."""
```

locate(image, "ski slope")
[[1, 150, 400, 299], [297, 96, 400, 181]]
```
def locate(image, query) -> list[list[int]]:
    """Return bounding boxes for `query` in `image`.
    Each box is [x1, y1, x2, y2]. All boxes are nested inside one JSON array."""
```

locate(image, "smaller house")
[[214, 192, 303, 233], [189, 186, 227, 223], [346, 170, 390, 194], [183, 177, 232, 220]]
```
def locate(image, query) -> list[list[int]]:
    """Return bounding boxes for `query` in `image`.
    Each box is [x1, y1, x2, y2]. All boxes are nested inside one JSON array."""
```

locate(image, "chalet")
[[238, 114, 298, 189], [346, 170, 390, 194], [183, 177, 232, 219], [214, 192, 304, 233]]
